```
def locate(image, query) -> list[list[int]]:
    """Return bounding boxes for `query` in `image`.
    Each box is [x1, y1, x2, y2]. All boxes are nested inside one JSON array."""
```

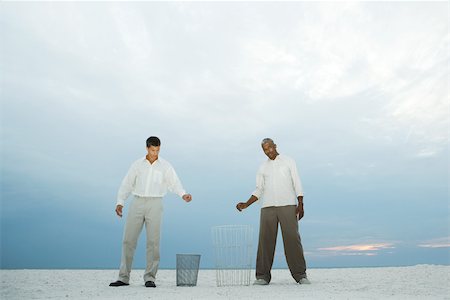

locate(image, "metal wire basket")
[[211, 225, 253, 286], [176, 254, 201, 287]]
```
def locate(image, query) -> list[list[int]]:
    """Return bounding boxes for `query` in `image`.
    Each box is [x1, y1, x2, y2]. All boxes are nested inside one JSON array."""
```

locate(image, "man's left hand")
[[296, 203, 304, 221], [182, 194, 192, 202]]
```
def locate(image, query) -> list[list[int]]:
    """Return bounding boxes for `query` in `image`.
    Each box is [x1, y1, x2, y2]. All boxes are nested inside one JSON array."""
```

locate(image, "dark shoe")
[[145, 281, 156, 288], [109, 280, 129, 287]]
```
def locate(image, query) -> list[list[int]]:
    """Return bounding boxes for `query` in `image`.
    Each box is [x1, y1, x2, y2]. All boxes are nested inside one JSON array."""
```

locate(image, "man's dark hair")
[[146, 136, 161, 148]]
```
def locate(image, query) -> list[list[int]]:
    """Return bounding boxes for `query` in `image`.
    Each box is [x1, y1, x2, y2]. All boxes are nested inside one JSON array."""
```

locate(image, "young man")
[[236, 138, 310, 285], [110, 136, 192, 288]]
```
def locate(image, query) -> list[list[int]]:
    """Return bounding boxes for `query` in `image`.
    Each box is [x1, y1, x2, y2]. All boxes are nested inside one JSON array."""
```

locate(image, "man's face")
[[146, 145, 160, 160], [262, 142, 277, 160]]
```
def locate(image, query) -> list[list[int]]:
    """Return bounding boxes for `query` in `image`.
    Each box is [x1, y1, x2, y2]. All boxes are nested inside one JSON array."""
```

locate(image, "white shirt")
[[252, 154, 304, 208], [116, 157, 186, 206]]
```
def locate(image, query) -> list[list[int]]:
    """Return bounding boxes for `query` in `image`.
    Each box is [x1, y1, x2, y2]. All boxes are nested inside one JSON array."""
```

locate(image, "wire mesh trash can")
[[176, 254, 201, 286], [211, 225, 253, 287]]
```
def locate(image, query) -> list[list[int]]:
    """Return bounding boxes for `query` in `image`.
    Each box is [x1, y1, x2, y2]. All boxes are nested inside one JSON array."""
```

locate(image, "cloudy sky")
[[1, 1, 448, 270]]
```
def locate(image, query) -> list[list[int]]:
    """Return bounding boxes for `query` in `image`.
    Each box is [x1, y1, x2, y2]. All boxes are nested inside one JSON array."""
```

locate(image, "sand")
[[1, 265, 449, 299]]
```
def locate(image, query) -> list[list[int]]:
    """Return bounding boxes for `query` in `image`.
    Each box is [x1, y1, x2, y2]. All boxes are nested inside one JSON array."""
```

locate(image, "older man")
[[236, 138, 310, 285], [110, 136, 192, 288]]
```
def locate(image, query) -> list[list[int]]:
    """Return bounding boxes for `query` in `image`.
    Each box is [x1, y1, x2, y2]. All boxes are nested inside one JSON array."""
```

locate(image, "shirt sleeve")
[[165, 165, 186, 198], [116, 162, 138, 206], [289, 158, 304, 197], [252, 166, 264, 199]]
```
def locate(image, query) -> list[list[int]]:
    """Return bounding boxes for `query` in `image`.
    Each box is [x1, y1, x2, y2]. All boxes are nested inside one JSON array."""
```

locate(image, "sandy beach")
[[1, 265, 449, 299]]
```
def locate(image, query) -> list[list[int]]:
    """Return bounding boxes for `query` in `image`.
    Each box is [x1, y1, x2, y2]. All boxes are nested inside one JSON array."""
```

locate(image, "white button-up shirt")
[[252, 154, 304, 208], [116, 157, 186, 206]]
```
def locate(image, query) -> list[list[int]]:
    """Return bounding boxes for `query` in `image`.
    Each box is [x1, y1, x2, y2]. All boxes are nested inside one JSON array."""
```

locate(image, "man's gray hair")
[[261, 138, 274, 145]]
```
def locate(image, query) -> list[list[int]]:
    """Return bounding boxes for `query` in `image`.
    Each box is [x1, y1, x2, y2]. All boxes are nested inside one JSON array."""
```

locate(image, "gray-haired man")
[[236, 138, 310, 285]]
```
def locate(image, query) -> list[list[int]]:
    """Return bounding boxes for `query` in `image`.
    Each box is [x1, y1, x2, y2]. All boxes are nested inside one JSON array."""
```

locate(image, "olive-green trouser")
[[256, 205, 307, 283]]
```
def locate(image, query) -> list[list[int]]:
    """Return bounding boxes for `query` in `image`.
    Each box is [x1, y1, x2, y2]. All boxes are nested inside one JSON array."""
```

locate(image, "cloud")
[[110, 4, 152, 63], [316, 243, 396, 256], [418, 237, 450, 249], [319, 243, 395, 252]]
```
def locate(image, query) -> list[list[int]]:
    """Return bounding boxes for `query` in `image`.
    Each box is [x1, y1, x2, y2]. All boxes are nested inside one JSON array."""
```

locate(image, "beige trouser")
[[118, 196, 163, 283], [256, 205, 307, 283]]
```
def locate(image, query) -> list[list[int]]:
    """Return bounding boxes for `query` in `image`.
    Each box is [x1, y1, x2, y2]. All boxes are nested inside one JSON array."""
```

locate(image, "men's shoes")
[[297, 277, 311, 284], [253, 278, 269, 285], [145, 281, 156, 288], [109, 280, 157, 288], [109, 280, 129, 287]]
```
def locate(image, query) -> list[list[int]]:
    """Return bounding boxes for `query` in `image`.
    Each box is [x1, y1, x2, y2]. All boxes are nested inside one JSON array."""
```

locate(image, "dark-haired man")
[[236, 138, 310, 285], [110, 136, 192, 288]]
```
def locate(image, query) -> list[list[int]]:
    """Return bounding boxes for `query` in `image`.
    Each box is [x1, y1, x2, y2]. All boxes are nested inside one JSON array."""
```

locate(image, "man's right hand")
[[115, 205, 123, 218], [236, 202, 248, 212]]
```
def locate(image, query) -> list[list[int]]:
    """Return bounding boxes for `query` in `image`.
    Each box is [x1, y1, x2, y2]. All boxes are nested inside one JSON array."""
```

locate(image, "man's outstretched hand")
[[182, 194, 192, 202], [236, 202, 248, 212], [115, 205, 123, 218]]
